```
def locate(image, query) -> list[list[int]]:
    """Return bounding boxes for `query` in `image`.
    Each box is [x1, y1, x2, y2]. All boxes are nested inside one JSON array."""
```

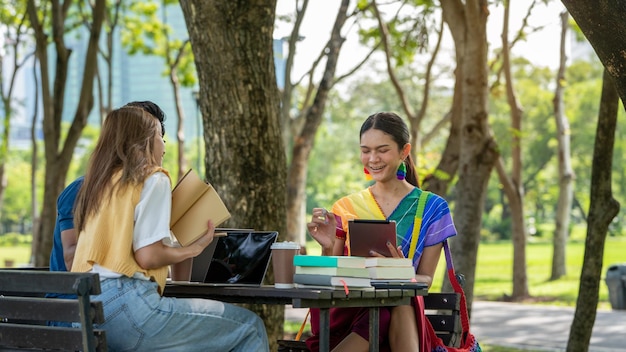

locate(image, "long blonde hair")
[[74, 106, 162, 234]]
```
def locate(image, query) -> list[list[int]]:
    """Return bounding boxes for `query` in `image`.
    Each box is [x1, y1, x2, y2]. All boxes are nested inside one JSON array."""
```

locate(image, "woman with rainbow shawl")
[[305, 112, 457, 351]]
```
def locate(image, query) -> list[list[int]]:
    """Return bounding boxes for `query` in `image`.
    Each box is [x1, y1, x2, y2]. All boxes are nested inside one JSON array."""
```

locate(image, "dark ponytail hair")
[[360, 112, 419, 187]]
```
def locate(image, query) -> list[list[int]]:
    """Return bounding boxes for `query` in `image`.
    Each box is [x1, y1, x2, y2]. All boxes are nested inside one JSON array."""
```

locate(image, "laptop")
[[348, 219, 397, 257], [192, 230, 278, 286], [190, 228, 253, 282]]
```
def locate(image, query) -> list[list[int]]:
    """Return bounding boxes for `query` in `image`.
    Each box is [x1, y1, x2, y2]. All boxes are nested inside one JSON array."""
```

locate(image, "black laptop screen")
[[203, 231, 278, 285]]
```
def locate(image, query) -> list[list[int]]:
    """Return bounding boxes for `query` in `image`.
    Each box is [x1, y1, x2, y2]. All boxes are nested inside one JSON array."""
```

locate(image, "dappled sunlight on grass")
[[469, 238, 624, 308], [479, 345, 545, 352]]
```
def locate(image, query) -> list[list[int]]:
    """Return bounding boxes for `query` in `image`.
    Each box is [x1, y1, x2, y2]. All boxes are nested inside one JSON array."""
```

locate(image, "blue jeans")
[[92, 277, 269, 352]]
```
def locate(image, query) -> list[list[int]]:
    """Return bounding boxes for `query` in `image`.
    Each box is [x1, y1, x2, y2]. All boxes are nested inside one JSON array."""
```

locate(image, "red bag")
[[420, 240, 482, 352]]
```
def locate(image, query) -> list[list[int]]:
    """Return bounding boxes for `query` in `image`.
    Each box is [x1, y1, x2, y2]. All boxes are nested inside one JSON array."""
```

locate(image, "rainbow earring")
[[396, 162, 407, 180], [364, 167, 373, 181]]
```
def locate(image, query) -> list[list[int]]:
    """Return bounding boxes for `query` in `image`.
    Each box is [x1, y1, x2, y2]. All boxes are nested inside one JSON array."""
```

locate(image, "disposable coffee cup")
[[271, 241, 300, 288]]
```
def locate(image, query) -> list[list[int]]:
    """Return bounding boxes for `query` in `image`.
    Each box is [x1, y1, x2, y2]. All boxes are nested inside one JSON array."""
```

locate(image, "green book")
[[293, 255, 366, 268]]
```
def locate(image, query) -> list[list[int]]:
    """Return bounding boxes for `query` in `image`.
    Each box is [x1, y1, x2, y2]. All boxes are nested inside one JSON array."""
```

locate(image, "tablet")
[[348, 219, 397, 257]]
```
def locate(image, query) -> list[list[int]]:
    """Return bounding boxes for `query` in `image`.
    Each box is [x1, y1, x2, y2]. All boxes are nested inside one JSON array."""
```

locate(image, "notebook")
[[192, 230, 278, 286], [348, 219, 397, 257]]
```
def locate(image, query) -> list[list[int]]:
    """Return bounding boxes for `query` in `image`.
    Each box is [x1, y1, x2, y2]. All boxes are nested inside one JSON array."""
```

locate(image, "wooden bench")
[[277, 291, 462, 351], [0, 270, 107, 351], [424, 292, 462, 347]]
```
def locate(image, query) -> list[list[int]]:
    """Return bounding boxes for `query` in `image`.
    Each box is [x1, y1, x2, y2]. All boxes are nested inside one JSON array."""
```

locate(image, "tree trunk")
[[285, 0, 350, 247], [561, 0, 626, 106], [164, 16, 192, 182], [551, 11, 573, 281], [498, 0, 528, 299], [279, 0, 308, 247], [180, 1, 285, 349], [101, 0, 123, 122], [440, 0, 498, 312], [495, 159, 528, 298], [422, 8, 464, 196], [555, 2, 625, 349], [566, 69, 620, 352], [170, 68, 188, 182], [279, 0, 308, 156], [30, 60, 40, 252], [27, 0, 106, 266]]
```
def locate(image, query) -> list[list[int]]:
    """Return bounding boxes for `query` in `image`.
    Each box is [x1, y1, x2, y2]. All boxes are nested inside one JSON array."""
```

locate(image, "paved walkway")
[[471, 301, 626, 351], [285, 301, 626, 351]]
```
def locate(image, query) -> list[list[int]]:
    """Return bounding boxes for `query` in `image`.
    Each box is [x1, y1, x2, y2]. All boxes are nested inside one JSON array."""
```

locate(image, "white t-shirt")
[[93, 171, 174, 279]]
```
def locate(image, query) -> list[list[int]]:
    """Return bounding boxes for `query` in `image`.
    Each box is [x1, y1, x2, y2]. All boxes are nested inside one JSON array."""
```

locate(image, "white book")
[[364, 257, 413, 268], [367, 266, 415, 280]]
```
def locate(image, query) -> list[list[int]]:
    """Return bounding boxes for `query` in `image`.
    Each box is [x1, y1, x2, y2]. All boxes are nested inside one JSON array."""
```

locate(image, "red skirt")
[[305, 296, 430, 352]]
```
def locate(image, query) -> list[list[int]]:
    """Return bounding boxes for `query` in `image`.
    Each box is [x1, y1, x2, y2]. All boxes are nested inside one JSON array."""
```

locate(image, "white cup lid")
[[271, 241, 300, 250]]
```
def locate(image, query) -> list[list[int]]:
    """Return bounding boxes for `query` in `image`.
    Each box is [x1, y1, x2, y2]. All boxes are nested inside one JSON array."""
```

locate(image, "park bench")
[[423, 292, 462, 347], [0, 270, 107, 351], [277, 291, 462, 351]]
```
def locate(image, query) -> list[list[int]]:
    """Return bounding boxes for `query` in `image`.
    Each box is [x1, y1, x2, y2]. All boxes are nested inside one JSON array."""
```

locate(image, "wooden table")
[[163, 282, 427, 352]]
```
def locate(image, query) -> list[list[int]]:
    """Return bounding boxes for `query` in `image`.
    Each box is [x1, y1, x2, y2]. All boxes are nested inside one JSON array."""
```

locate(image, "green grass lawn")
[[0, 245, 31, 267], [469, 237, 625, 309]]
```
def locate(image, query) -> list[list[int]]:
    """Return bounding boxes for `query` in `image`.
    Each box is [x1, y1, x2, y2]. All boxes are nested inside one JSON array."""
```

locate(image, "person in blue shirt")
[[49, 176, 84, 273]]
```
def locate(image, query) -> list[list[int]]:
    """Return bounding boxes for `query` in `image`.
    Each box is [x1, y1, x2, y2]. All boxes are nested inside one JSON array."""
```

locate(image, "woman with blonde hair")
[[72, 106, 268, 351]]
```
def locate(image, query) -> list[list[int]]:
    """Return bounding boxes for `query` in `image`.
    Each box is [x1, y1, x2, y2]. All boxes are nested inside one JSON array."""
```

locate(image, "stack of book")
[[364, 257, 420, 288], [293, 255, 372, 290]]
